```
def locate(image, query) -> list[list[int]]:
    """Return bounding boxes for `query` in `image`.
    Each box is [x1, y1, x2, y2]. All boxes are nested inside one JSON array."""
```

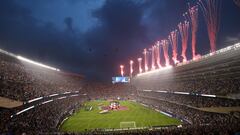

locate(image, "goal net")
[[120, 121, 136, 129]]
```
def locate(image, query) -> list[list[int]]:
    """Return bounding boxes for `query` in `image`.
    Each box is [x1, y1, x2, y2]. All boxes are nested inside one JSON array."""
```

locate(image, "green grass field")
[[60, 100, 182, 132]]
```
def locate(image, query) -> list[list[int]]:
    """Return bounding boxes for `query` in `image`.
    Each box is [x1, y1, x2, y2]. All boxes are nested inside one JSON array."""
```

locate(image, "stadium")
[[1, 0, 240, 135]]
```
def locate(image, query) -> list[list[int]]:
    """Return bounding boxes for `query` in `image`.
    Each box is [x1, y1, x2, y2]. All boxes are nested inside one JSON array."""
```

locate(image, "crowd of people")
[[135, 96, 240, 135], [1, 51, 240, 135], [0, 53, 84, 101], [82, 82, 136, 100], [133, 54, 240, 96], [138, 91, 240, 108], [1, 96, 87, 134], [135, 78, 240, 96]]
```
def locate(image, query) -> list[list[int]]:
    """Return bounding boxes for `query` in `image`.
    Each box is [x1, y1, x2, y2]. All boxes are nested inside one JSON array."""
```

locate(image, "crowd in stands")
[[134, 96, 240, 135], [1, 51, 240, 135], [138, 91, 240, 108], [0, 53, 84, 101], [1, 96, 87, 134], [133, 53, 240, 96], [82, 83, 136, 100], [136, 78, 240, 96]]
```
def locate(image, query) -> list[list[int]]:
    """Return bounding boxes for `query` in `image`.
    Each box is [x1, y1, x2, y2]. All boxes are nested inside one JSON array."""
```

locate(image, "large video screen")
[[112, 77, 130, 84]]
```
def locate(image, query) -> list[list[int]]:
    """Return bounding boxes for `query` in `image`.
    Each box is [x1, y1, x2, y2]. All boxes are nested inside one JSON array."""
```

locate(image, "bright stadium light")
[[41, 99, 53, 105], [143, 89, 152, 92], [16, 105, 35, 115], [201, 94, 216, 98], [58, 96, 67, 99], [17, 56, 60, 71], [27, 97, 43, 103], [156, 90, 168, 93], [173, 91, 190, 95]]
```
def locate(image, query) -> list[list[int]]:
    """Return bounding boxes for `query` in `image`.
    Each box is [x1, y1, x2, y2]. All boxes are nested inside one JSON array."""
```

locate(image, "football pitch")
[[60, 100, 182, 132]]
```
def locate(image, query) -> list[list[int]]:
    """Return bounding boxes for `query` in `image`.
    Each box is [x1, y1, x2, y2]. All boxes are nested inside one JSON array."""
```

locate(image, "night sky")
[[0, 0, 240, 82]]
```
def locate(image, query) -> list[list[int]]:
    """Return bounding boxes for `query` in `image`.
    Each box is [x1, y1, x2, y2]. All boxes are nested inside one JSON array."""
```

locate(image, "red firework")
[[155, 41, 162, 68], [161, 40, 170, 66], [137, 58, 143, 73], [168, 30, 179, 64], [198, 0, 221, 52], [149, 46, 156, 70], [120, 65, 124, 77], [185, 5, 199, 60], [143, 48, 148, 71], [178, 21, 190, 62], [129, 60, 133, 78]]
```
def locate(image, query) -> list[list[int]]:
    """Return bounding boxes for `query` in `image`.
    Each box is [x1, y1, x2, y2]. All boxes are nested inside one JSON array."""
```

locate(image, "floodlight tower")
[[129, 60, 134, 78], [120, 65, 124, 77], [137, 58, 143, 73]]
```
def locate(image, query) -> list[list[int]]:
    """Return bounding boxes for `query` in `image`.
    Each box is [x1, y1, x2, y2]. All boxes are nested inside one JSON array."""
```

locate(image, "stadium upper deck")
[[0, 49, 85, 101], [132, 43, 240, 96]]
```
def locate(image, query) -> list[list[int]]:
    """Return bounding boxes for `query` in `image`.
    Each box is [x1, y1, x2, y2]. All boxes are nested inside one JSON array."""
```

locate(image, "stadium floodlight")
[[173, 91, 190, 95], [143, 89, 152, 92], [49, 93, 58, 97], [16, 105, 35, 115], [27, 97, 43, 103], [17, 56, 60, 71], [120, 65, 124, 77], [41, 99, 53, 105], [156, 90, 168, 93], [57, 96, 66, 100], [201, 94, 216, 98]]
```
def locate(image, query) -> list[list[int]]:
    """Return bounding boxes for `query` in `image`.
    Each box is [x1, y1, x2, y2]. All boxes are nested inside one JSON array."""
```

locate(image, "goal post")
[[120, 121, 136, 129]]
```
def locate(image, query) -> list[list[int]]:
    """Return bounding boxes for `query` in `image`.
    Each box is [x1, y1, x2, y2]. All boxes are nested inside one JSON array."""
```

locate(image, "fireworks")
[[137, 58, 143, 73], [198, 0, 221, 52], [117, 0, 224, 76], [120, 65, 124, 77], [161, 40, 170, 66], [129, 60, 134, 78], [150, 46, 156, 70], [143, 48, 148, 71], [185, 5, 199, 60], [155, 41, 162, 68], [178, 21, 190, 62], [169, 30, 179, 64]]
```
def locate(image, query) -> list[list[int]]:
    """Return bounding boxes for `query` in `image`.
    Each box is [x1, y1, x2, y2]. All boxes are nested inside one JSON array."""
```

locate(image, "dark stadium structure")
[[0, 43, 240, 134]]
